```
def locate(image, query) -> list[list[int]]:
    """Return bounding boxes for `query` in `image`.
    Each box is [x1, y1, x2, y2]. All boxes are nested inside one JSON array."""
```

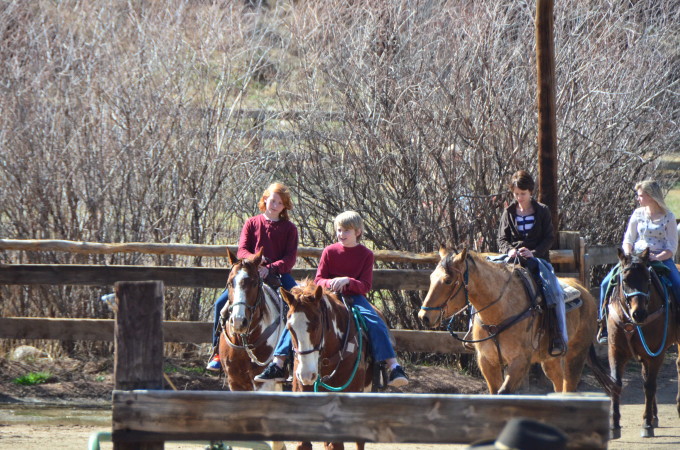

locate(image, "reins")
[[610, 265, 669, 358]]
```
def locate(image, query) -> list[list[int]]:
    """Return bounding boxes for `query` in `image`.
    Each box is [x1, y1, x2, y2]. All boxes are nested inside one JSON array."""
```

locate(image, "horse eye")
[[443, 277, 453, 285]]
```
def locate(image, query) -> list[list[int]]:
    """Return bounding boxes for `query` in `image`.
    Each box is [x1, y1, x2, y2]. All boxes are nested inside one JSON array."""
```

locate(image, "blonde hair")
[[258, 182, 294, 221], [334, 211, 364, 241], [635, 180, 669, 214]]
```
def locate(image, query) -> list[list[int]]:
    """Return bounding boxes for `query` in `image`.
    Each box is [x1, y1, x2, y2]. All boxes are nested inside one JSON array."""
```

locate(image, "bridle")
[[419, 255, 470, 325], [223, 272, 284, 366], [610, 261, 668, 358]]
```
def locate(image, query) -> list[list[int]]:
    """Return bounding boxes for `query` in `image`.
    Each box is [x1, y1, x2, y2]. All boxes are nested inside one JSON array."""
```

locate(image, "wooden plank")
[[111, 390, 609, 448], [0, 318, 473, 354], [391, 329, 472, 354], [585, 246, 618, 267], [0, 239, 576, 265], [114, 281, 164, 449], [0, 265, 431, 291]]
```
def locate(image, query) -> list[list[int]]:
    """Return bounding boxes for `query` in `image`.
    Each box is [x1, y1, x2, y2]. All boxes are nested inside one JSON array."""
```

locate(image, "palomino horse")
[[606, 248, 679, 438], [217, 248, 287, 391], [418, 247, 615, 395], [281, 282, 373, 450]]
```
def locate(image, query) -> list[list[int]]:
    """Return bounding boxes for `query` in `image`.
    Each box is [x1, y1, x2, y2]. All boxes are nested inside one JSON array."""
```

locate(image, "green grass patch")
[[12, 371, 54, 386], [665, 182, 680, 218]]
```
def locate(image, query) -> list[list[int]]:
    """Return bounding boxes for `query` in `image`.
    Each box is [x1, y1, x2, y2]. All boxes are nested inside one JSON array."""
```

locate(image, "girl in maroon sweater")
[[207, 183, 298, 371]]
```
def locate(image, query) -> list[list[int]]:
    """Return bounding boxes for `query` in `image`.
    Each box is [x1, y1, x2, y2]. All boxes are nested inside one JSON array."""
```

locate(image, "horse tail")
[[586, 344, 620, 396]]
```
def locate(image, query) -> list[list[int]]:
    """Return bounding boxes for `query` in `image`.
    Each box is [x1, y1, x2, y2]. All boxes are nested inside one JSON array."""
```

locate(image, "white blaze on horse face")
[[418, 264, 449, 326], [230, 269, 249, 332], [290, 311, 318, 385]]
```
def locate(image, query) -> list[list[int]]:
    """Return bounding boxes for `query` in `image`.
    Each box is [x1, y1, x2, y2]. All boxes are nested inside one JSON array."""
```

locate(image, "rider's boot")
[[548, 307, 567, 357]]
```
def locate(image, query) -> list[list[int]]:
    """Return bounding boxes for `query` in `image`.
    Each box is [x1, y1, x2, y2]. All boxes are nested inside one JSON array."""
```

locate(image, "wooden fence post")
[[113, 280, 165, 450]]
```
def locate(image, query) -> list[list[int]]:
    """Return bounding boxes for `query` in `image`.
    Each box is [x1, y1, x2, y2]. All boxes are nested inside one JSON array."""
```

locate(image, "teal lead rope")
[[314, 306, 366, 392], [636, 272, 670, 357]]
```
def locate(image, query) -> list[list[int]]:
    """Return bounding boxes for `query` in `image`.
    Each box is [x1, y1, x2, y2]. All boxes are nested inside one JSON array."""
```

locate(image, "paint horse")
[[217, 248, 287, 391], [606, 248, 679, 438], [418, 246, 615, 395], [281, 281, 373, 450]]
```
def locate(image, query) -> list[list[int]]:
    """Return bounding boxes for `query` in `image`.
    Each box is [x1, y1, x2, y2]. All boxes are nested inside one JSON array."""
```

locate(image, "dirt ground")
[[1, 349, 680, 449]]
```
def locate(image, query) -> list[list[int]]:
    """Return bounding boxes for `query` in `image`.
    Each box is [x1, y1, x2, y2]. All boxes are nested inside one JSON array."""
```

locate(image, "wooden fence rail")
[[0, 238, 578, 266], [0, 317, 473, 354]]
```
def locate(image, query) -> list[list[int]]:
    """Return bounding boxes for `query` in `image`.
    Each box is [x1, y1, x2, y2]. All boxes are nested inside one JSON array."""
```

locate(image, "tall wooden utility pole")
[[536, 0, 559, 240]]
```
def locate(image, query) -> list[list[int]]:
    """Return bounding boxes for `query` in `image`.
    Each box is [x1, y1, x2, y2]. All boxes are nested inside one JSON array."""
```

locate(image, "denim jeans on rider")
[[212, 272, 296, 348]]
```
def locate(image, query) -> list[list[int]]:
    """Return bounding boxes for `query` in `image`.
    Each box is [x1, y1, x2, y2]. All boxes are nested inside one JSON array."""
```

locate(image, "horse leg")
[[609, 350, 627, 439], [676, 354, 680, 418], [324, 442, 344, 450], [541, 357, 565, 393], [497, 355, 531, 394], [295, 443, 312, 450], [561, 342, 591, 392], [478, 353, 504, 394], [640, 358, 663, 437]]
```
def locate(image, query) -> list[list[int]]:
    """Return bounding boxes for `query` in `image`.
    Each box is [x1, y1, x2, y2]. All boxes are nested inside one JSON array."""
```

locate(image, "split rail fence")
[[0, 232, 617, 353]]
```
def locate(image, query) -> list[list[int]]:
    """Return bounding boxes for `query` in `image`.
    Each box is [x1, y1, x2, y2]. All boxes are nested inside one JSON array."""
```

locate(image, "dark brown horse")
[[281, 281, 373, 450], [217, 248, 287, 392], [418, 247, 615, 395], [606, 248, 679, 438]]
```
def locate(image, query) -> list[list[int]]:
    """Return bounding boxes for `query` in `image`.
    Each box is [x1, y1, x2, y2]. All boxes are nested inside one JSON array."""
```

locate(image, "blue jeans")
[[661, 258, 680, 302], [212, 273, 296, 348], [599, 268, 616, 321]]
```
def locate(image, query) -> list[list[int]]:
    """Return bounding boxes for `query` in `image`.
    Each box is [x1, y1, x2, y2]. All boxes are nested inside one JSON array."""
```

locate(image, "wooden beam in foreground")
[[112, 390, 609, 448], [0, 318, 473, 354]]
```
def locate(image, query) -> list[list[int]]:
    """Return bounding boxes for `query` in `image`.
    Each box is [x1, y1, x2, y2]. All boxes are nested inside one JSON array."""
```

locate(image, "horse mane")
[[290, 279, 343, 306]]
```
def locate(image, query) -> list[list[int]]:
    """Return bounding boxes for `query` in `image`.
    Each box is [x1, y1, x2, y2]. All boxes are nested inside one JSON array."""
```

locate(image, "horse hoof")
[[610, 428, 621, 440], [641, 426, 655, 438]]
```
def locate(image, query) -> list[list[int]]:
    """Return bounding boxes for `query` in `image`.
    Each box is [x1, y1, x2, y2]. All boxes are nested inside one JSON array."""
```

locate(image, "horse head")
[[226, 247, 265, 334], [617, 247, 651, 324], [281, 282, 326, 385], [418, 245, 469, 328]]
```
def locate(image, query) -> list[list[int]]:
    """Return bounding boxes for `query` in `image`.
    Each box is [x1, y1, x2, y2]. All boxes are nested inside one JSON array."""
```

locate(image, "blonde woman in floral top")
[[598, 180, 679, 342]]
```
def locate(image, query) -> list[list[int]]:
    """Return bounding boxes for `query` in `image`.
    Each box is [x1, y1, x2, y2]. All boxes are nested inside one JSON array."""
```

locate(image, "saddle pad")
[[564, 297, 582, 313], [560, 283, 581, 303]]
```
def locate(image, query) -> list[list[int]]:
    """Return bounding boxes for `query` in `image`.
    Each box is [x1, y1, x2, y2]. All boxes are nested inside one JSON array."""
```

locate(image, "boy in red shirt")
[[315, 211, 408, 387]]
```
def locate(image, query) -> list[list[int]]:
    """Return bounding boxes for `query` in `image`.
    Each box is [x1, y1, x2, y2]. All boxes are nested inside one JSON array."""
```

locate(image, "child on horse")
[[598, 180, 680, 343], [257, 210, 409, 387], [497, 170, 567, 357], [206, 182, 298, 371]]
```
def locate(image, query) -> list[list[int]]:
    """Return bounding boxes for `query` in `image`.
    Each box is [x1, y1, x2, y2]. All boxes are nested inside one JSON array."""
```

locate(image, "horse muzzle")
[[418, 308, 441, 328], [230, 315, 249, 334]]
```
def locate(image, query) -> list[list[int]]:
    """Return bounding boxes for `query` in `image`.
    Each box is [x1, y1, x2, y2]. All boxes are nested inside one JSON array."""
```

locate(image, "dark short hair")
[[510, 170, 535, 192]]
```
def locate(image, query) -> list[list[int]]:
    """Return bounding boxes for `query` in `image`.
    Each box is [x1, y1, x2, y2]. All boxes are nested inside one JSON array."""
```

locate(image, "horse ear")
[[252, 247, 264, 266], [640, 247, 650, 262], [227, 248, 238, 265], [438, 244, 448, 259], [459, 247, 468, 261], [314, 284, 324, 302], [617, 248, 627, 264], [280, 288, 296, 307]]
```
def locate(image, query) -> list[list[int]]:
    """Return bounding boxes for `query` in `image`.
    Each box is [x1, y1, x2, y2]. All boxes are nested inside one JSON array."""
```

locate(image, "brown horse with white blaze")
[[281, 281, 373, 450], [606, 248, 680, 438], [418, 246, 614, 395], [217, 248, 287, 392]]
